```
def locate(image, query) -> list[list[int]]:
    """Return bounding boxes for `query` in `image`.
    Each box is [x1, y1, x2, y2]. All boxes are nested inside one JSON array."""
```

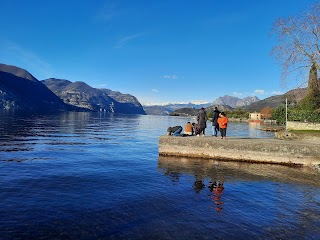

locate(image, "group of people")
[[167, 106, 228, 139], [167, 122, 198, 136], [211, 107, 228, 139]]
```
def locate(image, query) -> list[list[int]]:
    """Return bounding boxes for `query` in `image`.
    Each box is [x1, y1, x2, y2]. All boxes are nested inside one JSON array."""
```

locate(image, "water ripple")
[[0, 111, 319, 239]]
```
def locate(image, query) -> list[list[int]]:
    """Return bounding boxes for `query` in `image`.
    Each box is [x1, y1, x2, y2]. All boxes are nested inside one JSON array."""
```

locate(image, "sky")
[[0, 0, 316, 105]]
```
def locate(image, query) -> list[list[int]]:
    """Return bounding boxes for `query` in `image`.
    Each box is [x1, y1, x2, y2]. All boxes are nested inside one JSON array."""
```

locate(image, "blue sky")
[[0, 0, 315, 105]]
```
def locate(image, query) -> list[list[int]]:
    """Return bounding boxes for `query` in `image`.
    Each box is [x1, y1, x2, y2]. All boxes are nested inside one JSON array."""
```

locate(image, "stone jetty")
[[158, 135, 320, 168]]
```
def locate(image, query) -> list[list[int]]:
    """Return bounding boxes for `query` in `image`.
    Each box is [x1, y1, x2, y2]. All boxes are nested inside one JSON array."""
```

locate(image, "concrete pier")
[[159, 135, 320, 168]]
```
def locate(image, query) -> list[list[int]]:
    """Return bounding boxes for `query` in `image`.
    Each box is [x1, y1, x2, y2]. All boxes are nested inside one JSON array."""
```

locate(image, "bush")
[[225, 109, 249, 119], [272, 105, 320, 124]]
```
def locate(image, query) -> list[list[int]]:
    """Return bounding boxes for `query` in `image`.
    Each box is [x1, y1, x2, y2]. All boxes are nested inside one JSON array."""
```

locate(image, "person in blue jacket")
[[167, 126, 183, 136]]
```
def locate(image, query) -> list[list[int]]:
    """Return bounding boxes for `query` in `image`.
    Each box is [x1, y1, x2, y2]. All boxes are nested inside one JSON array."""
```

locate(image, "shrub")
[[272, 105, 320, 124]]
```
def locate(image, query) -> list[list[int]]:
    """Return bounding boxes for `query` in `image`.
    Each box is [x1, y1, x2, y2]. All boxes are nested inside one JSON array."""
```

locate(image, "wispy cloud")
[[254, 89, 285, 96], [96, 83, 109, 88], [254, 89, 265, 95], [163, 74, 178, 80], [4, 41, 54, 79], [95, 1, 123, 22], [232, 89, 280, 97], [152, 89, 159, 93], [271, 91, 284, 95], [232, 92, 243, 97], [114, 33, 142, 48]]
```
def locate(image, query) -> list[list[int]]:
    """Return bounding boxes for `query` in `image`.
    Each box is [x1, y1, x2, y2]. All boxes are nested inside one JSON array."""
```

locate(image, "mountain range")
[[145, 89, 307, 116], [144, 96, 260, 115], [42, 78, 145, 114], [0, 64, 67, 112], [212, 95, 260, 108], [0, 63, 145, 114], [0, 63, 308, 115]]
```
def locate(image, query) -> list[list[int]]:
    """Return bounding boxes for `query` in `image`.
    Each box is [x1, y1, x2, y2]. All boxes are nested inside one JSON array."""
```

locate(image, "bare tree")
[[271, 1, 320, 89]]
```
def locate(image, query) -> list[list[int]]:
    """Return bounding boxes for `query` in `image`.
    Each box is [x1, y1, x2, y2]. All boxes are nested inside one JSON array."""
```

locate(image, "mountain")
[[42, 78, 146, 114], [169, 104, 234, 117], [0, 64, 67, 111], [169, 107, 199, 116], [142, 105, 171, 115], [167, 88, 308, 116], [142, 101, 211, 115], [243, 88, 307, 112], [212, 95, 259, 108], [237, 96, 260, 107], [100, 89, 145, 114], [164, 102, 211, 111]]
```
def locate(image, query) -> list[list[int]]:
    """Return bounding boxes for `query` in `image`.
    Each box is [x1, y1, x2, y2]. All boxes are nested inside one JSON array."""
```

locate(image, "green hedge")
[[272, 106, 320, 124], [207, 109, 249, 119]]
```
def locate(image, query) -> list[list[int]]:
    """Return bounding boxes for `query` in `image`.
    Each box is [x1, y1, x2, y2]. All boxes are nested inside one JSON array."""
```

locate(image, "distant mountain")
[[237, 96, 260, 107], [142, 101, 211, 115], [169, 107, 199, 116], [100, 89, 145, 114], [212, 95, 259, 108], [243, 88, 307, 112], [169, 104, 234, 117], [0, 64, 67, 111], [42, 78, 145, 114], [164, 102, 211, 111], [167, 89, 308, 116], [143, 105, 171, 115], [206, 104, 234, 112]]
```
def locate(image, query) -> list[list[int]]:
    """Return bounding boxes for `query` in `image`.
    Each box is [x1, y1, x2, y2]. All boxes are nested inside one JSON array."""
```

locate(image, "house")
[[249, 112, 261, 121]]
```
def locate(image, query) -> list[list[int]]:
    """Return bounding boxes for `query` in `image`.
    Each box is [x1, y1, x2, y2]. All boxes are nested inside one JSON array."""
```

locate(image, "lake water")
[[1, 111, 320, 240]]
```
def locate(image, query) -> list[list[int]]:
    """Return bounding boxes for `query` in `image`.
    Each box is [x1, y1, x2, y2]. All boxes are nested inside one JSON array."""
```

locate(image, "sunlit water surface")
[[1, 111, 320, 239]]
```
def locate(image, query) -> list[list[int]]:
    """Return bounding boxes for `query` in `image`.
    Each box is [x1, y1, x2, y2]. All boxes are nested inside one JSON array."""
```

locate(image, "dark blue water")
[[1, 111, 320, 239]]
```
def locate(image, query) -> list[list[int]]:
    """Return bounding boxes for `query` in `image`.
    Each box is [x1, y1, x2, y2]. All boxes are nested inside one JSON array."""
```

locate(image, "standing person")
[[217, 112, 228, 140], [197, 107, 208, 137], [211, 106, 220, 137], [184, 122, 193, 135]]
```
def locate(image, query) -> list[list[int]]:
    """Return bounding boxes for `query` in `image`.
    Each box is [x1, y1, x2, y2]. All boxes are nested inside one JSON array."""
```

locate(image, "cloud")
[[232, 92, 243, 97], [271, 91, 284, 95], [114, 33, 142, 48], [254, 89, 265, 95], [4, 41, 54, 79], [163, 75, 178, 80], [152, 89, 159, 93], [96, 83, 109, 88], [95, 1, 123, 22]]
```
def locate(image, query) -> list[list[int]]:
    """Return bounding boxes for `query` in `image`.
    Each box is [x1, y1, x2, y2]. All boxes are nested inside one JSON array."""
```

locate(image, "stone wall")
[[287, 121, 320, 131], [159, 135, 320, 168]]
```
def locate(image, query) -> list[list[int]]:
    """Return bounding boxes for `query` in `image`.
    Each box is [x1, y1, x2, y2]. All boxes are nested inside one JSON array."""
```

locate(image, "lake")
[[1, 111, 320, 239]]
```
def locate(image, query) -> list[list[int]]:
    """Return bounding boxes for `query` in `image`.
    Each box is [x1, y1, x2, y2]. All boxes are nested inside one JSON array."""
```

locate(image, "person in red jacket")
[[217, 112, 228, 140]]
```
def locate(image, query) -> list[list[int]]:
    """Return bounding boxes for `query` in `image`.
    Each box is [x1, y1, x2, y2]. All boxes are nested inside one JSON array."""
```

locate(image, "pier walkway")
[[159, 135, 320, 168]]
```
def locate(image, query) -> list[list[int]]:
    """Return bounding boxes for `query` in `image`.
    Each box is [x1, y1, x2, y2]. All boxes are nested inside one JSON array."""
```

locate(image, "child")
[[217, 112, 228, 140]]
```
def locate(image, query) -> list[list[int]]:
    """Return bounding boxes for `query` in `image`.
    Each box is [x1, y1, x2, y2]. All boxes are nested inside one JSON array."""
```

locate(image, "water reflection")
[[193, 179, 205, 193], [158, 156, 320, 236], [158, 156, 320, 187], [208, 181, 224, 212], [0, 111, 319, 239]]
